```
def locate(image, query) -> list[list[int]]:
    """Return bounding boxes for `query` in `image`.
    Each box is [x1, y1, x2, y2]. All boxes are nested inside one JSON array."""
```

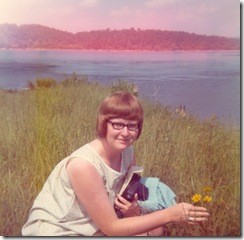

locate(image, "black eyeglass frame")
[[107, 120, 139, 131]]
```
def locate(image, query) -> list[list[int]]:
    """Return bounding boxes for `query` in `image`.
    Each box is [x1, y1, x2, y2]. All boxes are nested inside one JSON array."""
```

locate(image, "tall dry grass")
[[0, 77, 240, 236]]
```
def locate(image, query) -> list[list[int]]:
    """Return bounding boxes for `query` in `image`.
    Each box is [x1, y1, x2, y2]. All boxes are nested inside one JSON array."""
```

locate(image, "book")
[[118, 166, 144, 196]]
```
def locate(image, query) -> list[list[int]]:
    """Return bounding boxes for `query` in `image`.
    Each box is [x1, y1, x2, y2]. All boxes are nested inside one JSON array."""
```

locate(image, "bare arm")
[[67, 157, 209, 236]]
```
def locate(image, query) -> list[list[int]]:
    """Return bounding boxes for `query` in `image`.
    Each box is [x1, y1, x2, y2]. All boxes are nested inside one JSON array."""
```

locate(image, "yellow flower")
[[192, 194, 202, 203], [203, 195, 212, 203], [203, 187, 213, 192]]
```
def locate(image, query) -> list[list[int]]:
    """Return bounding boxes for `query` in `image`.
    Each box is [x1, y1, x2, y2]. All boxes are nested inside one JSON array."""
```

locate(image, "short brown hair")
[[96, 92, 144, 139]]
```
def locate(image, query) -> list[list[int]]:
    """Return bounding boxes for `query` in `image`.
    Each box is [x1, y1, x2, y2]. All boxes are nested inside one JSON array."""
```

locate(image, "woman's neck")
[[91, 138, 122, 171]]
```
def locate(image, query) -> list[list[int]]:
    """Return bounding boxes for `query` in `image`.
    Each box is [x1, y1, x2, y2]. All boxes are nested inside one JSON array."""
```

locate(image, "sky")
[[0, 0, 241, 38]]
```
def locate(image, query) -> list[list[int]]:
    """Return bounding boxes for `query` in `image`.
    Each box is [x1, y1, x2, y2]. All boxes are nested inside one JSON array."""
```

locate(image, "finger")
[[190, 206, 208, 212], [187, 216, 209, 224], [131, 193, 139, 205], [133, 193, 138, 201], [116, 194, 129, 205], [114, 198, 123, 208], [189, 210, 210, 218]]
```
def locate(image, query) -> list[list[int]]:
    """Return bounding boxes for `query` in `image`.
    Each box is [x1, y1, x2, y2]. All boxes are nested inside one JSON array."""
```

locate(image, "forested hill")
[[0, 24, 240, 51]]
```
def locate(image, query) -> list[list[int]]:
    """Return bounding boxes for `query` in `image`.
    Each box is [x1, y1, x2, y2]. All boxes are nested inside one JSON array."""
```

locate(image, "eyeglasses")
[[107, 120, 139, 131]]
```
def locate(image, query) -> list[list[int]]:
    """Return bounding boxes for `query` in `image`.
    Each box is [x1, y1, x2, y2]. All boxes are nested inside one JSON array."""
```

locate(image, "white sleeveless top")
[[22, 144, 133, 236]]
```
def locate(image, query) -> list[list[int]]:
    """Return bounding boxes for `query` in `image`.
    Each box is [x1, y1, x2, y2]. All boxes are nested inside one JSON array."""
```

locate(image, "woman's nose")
[[121, 126, 130, 135]]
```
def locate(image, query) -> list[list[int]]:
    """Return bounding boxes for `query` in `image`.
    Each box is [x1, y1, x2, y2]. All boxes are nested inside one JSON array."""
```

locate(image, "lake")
[[0, 49, 240, 125]]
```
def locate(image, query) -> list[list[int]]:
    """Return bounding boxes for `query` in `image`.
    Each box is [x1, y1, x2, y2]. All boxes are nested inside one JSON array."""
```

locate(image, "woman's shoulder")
[[66, 155, 99, 176], [68, 142, 106, 176], [69, 143, 90, 156]]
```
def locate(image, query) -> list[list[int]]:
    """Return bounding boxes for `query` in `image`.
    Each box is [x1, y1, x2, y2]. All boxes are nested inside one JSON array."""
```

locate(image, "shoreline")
[[0, 80, 240, 128]]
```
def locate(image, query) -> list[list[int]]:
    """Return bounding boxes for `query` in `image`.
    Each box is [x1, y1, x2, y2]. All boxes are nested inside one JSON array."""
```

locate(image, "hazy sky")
[[0, 0, 240, 37]]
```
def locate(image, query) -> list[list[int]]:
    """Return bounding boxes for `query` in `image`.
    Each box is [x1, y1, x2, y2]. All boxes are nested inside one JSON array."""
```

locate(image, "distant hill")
[[0, 24, 240, 51]]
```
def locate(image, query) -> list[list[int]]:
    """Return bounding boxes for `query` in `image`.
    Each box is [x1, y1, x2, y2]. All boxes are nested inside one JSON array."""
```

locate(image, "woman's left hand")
[[114, 193, 141, 217]]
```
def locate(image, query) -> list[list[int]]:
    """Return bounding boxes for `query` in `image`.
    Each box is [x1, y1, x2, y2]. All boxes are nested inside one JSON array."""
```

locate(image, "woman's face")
[[105, 118, 139, 151]]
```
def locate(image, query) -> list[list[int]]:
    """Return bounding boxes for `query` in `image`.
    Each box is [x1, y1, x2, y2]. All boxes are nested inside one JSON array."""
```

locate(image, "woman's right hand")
[[169, 203, 210, 224], [114, 194, 141, 217]]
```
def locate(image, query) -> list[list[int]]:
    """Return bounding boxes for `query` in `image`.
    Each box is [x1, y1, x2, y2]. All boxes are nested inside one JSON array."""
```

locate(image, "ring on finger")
[[188, 217, 194, 221]]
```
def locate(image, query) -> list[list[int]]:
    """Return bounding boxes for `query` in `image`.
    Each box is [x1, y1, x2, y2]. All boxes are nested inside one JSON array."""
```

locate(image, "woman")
[[22, 92, 209, 236]]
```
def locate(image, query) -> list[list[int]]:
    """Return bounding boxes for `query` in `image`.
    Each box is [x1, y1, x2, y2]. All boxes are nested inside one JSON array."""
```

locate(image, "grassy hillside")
[[0, 77, 240, 236]]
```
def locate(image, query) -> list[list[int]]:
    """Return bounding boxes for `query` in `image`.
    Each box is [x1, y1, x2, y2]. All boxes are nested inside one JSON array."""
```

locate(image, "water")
[[0, 49, 240, 124]]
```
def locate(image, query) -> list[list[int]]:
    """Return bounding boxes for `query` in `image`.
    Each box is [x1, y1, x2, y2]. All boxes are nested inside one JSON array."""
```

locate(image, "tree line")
[[0, 24, 240, 51]]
